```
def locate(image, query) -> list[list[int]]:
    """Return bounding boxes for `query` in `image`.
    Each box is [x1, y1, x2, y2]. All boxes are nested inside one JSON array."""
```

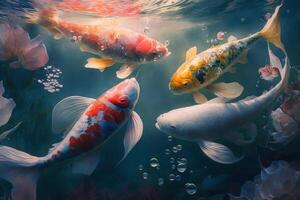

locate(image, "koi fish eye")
[[111, 95, 129, 108], [151, 52, 159, 58], [195, 71, 206, 84]]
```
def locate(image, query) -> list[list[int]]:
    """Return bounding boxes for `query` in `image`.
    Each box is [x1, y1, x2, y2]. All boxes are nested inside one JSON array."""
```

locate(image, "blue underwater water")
[[0, 0, 300, 199]]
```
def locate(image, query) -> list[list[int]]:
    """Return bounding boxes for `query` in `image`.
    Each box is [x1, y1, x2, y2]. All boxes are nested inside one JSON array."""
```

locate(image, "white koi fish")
[[156, 46, 289, 164]]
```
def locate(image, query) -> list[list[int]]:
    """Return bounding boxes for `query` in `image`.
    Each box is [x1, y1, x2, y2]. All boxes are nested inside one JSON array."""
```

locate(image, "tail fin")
[[259, 4, 285, 51], [0, 146, 42, 200], [267, 43, 289, 91]]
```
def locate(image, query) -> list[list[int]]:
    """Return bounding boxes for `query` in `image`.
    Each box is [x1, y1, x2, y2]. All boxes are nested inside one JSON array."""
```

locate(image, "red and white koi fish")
[[0, 78, 143, 200], [0, 23, 48, 70], [26, 8, 170, 78]]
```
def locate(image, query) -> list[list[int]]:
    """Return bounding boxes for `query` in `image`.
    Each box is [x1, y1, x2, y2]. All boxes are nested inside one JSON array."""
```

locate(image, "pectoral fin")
[[197, 140, 244, 164], [116, 64, 136, 79], [192, 92, 208, 104], [120, 111, 143, 163], [52, 96, 95, 134], [185, 46, 197, 62], [85, 57, 115, 72], [207, 82, 244, 99]]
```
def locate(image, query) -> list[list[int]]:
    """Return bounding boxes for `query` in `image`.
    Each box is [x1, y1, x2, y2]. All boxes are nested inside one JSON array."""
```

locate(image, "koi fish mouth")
[[155, 122, 161, 130]]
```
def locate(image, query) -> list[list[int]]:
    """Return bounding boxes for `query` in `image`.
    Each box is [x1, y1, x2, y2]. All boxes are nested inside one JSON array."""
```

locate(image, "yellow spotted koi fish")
[[169, 5, 284, 104]]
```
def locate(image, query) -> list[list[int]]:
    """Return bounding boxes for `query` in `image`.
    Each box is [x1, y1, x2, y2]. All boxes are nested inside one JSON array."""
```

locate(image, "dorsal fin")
[[185, 46, 197, 62], [52, 96, 95, 134]]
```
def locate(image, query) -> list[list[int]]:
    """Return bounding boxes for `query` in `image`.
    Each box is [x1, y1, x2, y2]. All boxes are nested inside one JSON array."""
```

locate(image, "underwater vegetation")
[[231, 160, 300, 200], [0, 0, 299, 199]]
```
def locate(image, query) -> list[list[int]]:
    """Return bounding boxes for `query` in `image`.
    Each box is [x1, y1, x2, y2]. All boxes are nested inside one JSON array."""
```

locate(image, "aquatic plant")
[[269, 71, 300, 144], [231, 160, 300, 200]]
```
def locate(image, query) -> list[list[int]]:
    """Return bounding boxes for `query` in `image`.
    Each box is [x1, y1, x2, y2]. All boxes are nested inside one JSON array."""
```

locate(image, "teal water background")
[[0, 0, 300, 199]]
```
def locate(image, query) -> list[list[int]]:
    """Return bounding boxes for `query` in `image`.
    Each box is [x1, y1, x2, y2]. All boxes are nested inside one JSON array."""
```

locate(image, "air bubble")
[[168, 135, 173, 142], [164, 40, 170, 47], [150, 158, 159, 168], [177, 163, 187, 173], [176, 145, 182, 151], [144, 26, 150, 33], [201, 25, 208, 31], [170, 157, 175, 163], [185, 183, 197, 195], [169, 174, 175, 181], [165, 148, 171, 155], [158, 178, 164, 186], [172, 146, 178, 153], [142, 172, 148, 180], [178, 158, 187, 164]]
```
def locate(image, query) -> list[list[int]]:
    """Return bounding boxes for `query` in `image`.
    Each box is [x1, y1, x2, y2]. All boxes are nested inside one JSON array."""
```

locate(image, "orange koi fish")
[[26, 8, 170, 78]]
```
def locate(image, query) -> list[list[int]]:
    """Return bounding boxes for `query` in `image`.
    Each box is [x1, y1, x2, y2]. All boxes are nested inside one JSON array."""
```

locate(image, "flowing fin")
[[268, 43, 283, 74], [72, 149, 101, 175], [120, 111, 143, 163], [85, 57, 115, 72], [0, 81, 16, 127], [52, 96, 95, 134], [207, 82, 244, 99], [116, 64, 136, 79], [185, 46, 197, 62], [259, 4, 284, 51], [197, 140, 244, 164], [192, 92, 208, 104], [0, 122, 22, 142], [225, 123, 258, 145], [0, 146, 41, 200], [228, 35, 238, 42], [238, 50, 248, 64]]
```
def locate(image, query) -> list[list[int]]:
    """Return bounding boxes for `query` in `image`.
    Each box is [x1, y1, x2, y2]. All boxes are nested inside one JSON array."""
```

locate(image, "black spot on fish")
[[196, 71, 206, 84]]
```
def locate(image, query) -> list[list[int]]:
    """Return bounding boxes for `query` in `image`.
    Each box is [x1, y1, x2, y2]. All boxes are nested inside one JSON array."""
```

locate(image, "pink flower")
[[0, 23, 48, 70], [258, 65, 280, 81]]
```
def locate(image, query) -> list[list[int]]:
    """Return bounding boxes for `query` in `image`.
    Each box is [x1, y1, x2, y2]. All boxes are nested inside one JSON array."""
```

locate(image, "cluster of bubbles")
[[206, 32, 226, 46], [138, 135, 197, 196], [37, 66, 63, 93]]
